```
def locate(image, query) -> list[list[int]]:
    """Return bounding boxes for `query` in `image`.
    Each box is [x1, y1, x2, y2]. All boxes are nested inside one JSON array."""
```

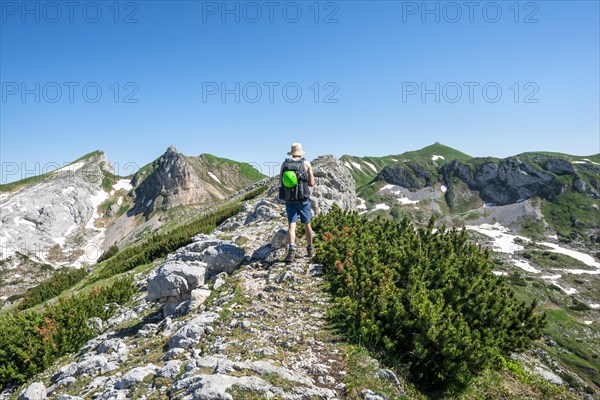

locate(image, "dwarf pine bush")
[[0, 277, 136, 388], [312, 205, 546, 391], [17, 268, 88, 311]]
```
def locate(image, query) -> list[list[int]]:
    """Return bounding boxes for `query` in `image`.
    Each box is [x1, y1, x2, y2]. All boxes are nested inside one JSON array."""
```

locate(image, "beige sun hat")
[[288, 143, 306, 157]]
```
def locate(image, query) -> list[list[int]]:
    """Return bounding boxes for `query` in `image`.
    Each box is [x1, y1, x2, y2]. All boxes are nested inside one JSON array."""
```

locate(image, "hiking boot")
[[284, 248, 296, 264], [306, 245, 315, 259]]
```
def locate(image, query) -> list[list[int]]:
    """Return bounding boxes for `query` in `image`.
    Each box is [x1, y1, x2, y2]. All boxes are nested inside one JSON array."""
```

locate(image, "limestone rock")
[[147, 261, 206, 301], [19, 382, 47, 400], [308, 155, 357, 215]]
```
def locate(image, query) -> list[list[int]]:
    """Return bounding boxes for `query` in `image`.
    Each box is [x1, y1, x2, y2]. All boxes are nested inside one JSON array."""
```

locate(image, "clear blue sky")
[[1, 0, 599, 182]]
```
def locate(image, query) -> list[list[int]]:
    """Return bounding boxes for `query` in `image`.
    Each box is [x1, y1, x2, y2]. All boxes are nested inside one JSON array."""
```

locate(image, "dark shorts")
[[285, 199, 312, 224]]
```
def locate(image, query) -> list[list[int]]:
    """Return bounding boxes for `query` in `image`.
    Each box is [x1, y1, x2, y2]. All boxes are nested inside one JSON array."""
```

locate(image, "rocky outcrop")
[[308, 154, 357, 215], [132, 146, 212, 215], [543, 158, 575, 175], [147, 234, 245, 316], [441, 158, 565, 206], [375, 162, 433, 190]]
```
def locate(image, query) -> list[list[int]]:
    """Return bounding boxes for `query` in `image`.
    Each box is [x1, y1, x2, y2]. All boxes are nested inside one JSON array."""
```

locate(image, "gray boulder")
[[147, 260, 206, 302], [172, 235, 245, 278], [245, 200, 281, 224], [169, 311, 219, 349], [114, 364, 158, 389], [19, 382, 47, 400], [51, 362, 79, 383], [201, 244, 246, 276], [157, 360, 183, 379]]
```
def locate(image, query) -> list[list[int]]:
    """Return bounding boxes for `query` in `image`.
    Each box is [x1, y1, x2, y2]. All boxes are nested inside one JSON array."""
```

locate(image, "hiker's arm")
[[279, 164, 283, 183], [306, 162, 315, 187]]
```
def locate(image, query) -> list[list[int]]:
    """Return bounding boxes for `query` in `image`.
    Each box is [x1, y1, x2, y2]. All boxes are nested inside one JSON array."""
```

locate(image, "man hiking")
[[279, 143, 316, 263]]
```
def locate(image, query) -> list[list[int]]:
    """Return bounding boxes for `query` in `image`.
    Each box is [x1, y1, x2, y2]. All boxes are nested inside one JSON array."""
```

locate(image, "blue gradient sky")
[[1, 0, 599, 182]]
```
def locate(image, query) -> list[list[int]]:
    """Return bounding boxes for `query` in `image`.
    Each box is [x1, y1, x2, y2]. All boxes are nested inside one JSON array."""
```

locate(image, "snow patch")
[[146, 199, 153, 207], [541, 275, 562, 280], [373, 203, 390, 211], [554, 268, 599, 275], [537, 242, 600, 269], [113, 179, 133, 191], [379, 184, 396, 192], [397, 197, 419, 205], [117, 196, 123, 206], [208, 172, 222, 184], [467, 223, 600, 275], [549, 280, 577, 295], [350, 162, 363, 172], [364, 161, 377, 172], [440, 185, 447, 193], [356, 198, 367, 210], [582, 158, 600, 165], [344, 162, 353, 170], [492, 271, 508, 276], [431, 155, 445, 161], [513, 259, 541, 274], [466, 223, 526, 254], [589, 304, 600, 309], [53, 162, 85, 174]]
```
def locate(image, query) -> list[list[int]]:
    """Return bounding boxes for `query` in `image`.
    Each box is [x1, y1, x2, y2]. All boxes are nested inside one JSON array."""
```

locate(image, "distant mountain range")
[[342, 142, 600, 245]]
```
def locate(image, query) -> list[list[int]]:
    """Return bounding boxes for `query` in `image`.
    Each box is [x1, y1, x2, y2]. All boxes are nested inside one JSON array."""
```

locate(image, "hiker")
[[279, 143, 316, 263]]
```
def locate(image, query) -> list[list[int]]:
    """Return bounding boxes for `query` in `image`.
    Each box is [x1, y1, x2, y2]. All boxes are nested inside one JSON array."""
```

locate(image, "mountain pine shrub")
[[312, 205, 546, 392], [97, 244, 119, 263], [17, 268, 88, 311], [0, 277, 136, 388]]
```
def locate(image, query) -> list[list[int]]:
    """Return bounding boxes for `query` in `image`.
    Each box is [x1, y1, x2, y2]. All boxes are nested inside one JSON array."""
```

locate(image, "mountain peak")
[[166, 145, 179, 155]]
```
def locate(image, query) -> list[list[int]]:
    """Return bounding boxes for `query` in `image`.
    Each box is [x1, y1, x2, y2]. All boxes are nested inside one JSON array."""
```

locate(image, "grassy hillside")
[[341, 143, 471, 189], [188, 153, 267, 191]]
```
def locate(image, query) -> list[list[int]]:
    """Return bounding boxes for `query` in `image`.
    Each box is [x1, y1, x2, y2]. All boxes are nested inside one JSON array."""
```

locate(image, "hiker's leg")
[[288, 222, 297, 245], [304, 223, 313, 246], [285, 202, 299, 246]]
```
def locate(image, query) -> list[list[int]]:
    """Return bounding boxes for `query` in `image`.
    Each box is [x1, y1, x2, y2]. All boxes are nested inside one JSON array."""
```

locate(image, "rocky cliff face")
[[441, 157, 567, 206], [374, 162, 434, 190]]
